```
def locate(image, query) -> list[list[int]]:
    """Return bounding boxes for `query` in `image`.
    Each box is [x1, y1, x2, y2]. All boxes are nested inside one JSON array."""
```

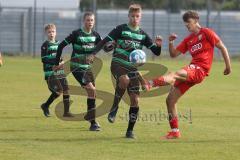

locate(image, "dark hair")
[[183, 10, 199, 22], [83, 12, 94, 20]]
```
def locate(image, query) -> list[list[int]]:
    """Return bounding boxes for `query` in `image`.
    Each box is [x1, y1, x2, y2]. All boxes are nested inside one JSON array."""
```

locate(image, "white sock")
[[172, 128, 179, 132], [148, 80, 153, 87]]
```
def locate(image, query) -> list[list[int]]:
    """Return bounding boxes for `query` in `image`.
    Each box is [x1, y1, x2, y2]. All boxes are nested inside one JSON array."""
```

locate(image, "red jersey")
[[176, 27, 220, 75]]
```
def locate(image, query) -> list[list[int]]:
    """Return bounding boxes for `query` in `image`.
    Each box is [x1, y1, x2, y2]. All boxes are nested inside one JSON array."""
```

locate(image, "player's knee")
[[165, 72, 176, 85], [175, 70, 187, 81], [169, 78, 176, 85], [85, 83, 96, 97], [118, 75, 130, 89], [89, 85, 96, 91], [175, 71, 182, 76]]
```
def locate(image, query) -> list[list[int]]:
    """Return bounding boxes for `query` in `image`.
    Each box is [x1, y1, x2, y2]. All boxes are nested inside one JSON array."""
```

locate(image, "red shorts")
[[174, 64, 207, 94]]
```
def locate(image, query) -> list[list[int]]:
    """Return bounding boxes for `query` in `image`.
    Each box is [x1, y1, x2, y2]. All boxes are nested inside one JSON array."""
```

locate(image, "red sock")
[[153, 76, 166, 87], [169, 117, 178, 129]]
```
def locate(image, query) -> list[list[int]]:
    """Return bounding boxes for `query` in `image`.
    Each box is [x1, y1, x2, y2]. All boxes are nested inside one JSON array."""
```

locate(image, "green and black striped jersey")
[[106, 24, 161, 68], [58, 28, 102, 70], [41, 40, 64, 80]]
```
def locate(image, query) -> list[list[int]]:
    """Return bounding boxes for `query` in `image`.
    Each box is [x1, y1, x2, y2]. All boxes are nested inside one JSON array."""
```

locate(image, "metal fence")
[[0, 7, 240, 56]]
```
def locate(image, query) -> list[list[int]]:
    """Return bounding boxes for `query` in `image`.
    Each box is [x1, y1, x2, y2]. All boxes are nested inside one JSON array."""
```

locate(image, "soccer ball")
[[103, 41, 115, 52], [129, 49, 146, 66]]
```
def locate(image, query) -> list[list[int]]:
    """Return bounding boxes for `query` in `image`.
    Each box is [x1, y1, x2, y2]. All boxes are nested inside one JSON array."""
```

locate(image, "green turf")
[[0, 56, 239, 160]]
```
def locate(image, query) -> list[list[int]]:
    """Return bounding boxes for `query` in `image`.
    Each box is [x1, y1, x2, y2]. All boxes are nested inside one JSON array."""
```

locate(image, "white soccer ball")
[[129, 49, 146, 66]]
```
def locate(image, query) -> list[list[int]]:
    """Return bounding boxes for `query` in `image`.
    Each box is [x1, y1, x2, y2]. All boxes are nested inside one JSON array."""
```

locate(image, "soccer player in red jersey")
[[145, 10, 231, 139]]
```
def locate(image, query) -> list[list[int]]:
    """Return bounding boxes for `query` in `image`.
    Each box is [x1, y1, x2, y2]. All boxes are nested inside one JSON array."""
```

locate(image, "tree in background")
[[79, 0, 240, 11], [221, 0, 240, 10]]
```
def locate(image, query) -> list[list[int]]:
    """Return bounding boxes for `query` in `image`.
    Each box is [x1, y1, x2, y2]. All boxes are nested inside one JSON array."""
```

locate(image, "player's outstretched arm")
[[85, 38, 110, 64], [92, 37, 110, 55], [55, 32, 75, 66], [152, 35, 162, 56], [55, 41, 68, 66], [92, 25, 121, 55], [215, 41, 231, 75], [144, 34, 162, 56], [169, 33, 181, 58]]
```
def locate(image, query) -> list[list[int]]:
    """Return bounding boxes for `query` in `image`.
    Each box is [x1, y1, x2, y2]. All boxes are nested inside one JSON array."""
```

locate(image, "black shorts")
[[111, 61, 140, 95], [46, 76, 69, 94], [72, 68, 95, 86]]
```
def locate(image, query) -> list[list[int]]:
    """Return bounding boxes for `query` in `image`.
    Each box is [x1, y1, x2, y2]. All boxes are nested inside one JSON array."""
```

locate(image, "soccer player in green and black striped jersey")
[[55, 12, 102, 131], [41, 24, 72, 117], [91, 4, 162, 138]]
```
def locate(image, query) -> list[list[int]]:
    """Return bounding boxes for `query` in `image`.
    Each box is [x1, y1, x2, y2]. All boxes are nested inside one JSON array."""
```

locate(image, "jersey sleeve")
[[55, 31, 75, 65], [41, 43, 47, 57], [95, 32, 102, 45], [64, 31, 76, 44], [41, 42, 48, 63], [143, 32, 155, 49], [107, 25, 122, 41], [143, 32, 161, 56], [204, 28, 220, 46], [176, 38, 188, 54]]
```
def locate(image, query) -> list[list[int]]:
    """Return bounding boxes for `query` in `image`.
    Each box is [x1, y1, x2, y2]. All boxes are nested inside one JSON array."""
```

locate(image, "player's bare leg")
[[146, 69, 187, 139], [84, 82, 96, 98], [126, 93, 139, 139], [108, 75, 129, 123], [163, 87, 183, 139], [148, 69, 187, 87], [119, 75, 130, 89], [84, 82, 100, 131]]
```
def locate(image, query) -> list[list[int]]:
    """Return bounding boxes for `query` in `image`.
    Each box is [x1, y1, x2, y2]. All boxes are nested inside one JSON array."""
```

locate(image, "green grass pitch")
[[0, 56, 239, 160]]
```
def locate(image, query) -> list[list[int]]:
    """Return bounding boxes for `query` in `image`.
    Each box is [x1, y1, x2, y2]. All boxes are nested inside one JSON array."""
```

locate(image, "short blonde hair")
[[128, 3, 142, 14], [44, 23, 56, 32]]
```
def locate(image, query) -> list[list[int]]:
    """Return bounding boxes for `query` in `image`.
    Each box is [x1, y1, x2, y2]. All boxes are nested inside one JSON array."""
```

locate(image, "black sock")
[[111, 85, 126, 112], [63, 95, 70, 114], [87, 98, 96, 124], [127, 106, 139, 132], [45, 92, 59, 107]]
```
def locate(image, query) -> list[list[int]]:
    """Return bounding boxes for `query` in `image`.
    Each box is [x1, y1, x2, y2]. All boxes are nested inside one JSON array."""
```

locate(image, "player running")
[[145, 10, 231, 139], [91, 4, 162, 138], [40, 24, 72, 117], [55, 12, 102, 131]]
